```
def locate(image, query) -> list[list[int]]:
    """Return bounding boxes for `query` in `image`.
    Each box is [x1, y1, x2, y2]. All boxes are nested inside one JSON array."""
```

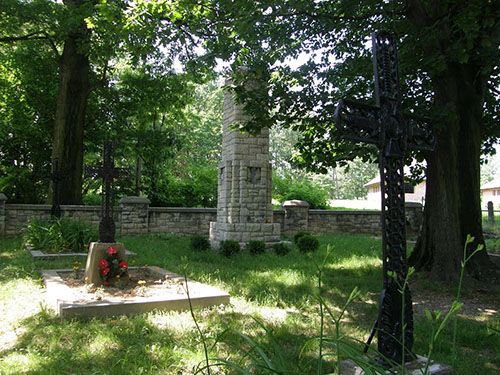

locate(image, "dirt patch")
[[411, 283, 500, 320], [59, 268, 188, 302]]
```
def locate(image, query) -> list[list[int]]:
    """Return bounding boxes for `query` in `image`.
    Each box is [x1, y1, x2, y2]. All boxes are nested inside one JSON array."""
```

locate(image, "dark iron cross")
[[43, 158, 68, 218], [335, 31, 435, 365], [86, 142, 130, 243]]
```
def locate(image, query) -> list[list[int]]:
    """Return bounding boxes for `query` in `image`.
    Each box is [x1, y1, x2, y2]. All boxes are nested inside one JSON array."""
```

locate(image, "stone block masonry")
[[209, 78, 281, 248], [0, 194, 423, 239]]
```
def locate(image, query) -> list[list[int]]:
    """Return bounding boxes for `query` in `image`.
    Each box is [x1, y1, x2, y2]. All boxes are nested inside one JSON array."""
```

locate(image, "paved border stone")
[[28, 244, 136, 260], [42, 266, 230, 319]]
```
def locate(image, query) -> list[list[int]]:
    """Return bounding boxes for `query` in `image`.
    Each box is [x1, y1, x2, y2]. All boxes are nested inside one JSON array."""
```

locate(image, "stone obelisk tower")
[[209, 83, 281, 249]]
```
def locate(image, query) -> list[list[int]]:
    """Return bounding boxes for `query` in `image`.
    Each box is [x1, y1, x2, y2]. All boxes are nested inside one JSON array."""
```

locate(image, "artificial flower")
[[99, 259, 108, 269], [119, 261, 128, 268], [107, 246, 117, 255], [102, 267, 110, 276]]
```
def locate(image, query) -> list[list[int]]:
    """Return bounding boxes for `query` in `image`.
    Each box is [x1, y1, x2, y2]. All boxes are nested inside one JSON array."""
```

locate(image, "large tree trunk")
[[51, 0, 91, 204], [409, 62, 495, 281]]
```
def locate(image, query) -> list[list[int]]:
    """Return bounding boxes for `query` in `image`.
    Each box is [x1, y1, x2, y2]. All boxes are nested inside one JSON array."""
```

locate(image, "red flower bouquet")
[[98, 246, 129, 284]]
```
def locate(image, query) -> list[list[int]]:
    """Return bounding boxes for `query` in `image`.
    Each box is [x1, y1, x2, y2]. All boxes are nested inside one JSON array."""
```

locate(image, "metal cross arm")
[[334, 31, 436, 366], [335, 100, 436, 154]]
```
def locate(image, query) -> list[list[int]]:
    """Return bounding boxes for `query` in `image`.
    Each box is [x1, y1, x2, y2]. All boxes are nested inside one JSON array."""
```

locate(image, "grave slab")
[[42, 266, 230, 319]]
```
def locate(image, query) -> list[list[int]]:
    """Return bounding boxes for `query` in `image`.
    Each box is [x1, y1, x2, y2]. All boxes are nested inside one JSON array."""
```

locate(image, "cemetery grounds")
[[0, 233, 499, 375]]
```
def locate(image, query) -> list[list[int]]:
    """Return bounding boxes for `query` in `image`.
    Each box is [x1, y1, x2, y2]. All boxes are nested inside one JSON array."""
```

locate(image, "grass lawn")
[[0, 234, 499, 374]]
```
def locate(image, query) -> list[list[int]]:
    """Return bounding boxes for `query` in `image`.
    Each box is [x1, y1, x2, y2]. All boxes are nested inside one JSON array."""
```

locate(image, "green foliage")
[[273, 173, 329, 209], [189, 236, 211, 252], [246, 240, 266, 255], [219, 239, 241, 258], [24, 218, 97, 253], [272, 242, 291, 256], [293, 231, 312, 244], [296, 235, 320, 253], [148, 166, 218, 207]]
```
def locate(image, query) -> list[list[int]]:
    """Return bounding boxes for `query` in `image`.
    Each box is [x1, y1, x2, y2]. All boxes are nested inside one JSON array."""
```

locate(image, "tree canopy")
[[1, 0, 499, 280], [203, 0, 500, 281]]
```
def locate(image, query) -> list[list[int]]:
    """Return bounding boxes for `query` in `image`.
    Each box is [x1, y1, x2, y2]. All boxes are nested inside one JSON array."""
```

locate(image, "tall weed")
[[24, 217, 97, 253]]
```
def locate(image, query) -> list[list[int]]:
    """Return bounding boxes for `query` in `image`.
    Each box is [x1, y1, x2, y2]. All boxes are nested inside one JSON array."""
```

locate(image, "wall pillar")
[[282, 200, 309, 236], [119, 197, 150, 236], [405, 201, 423, 234], [0, 193, 6, 237]]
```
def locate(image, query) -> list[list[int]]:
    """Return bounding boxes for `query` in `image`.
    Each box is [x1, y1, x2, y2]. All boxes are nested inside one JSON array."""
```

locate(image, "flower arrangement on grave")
[[98, 246, 128, 285]]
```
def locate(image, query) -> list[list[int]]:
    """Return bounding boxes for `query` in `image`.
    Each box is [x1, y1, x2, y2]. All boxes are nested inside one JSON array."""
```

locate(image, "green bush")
[[189, 235, 211, 251], [149, 167, 218, 208], [24, 217, 97, 253], [246, 240, 266, 255], [297, 235, 320, 253], [272, 242, 291, 256], [219, 239, 241, 257], [293, 231, 312, 244], [272, 173, 329, 209]]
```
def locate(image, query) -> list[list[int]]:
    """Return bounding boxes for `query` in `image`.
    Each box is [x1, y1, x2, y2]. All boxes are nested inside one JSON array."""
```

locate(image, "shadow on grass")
[[1, 309, 181, 374]]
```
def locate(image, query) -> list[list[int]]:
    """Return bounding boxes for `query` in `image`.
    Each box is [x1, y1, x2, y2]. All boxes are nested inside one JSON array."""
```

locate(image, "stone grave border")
[[27, 244, 136, 260], [42, 266, 230, 319]]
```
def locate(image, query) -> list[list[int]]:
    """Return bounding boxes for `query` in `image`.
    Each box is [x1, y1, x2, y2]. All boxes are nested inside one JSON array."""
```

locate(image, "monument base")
[[340, 355, 452, 375], [209, 222, 281, 249], [85, 242, 128, 287]]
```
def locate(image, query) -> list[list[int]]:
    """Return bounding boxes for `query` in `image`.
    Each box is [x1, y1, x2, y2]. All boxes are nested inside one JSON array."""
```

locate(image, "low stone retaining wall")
[[0, 194, 423, 238]]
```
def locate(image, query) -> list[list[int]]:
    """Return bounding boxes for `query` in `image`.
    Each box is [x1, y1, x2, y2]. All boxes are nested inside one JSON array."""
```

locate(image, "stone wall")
[[149, 207, 217, 236], [0, 194, 423, 239]]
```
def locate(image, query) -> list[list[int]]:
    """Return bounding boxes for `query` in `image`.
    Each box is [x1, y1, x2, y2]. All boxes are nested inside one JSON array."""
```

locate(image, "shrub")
[[219, 239, 241, 257], [272, 242, 291, 256], [246, 240, 266, 255], [293, 231, 312, 244], [272, 173, 329, 209], [190, 235, 211, 251], [297, 235, 320, 253], [24, 217, 97, 253]]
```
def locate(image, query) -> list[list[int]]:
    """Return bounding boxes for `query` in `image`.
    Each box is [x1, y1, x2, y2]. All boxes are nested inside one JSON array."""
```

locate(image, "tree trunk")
[[51, 0, 91, 204], [409, 63, 495, 281]]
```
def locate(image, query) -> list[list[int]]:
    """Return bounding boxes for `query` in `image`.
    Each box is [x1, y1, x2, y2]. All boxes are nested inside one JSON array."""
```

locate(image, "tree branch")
[[0, 32, 48, 43], [0, 31, 61, 60]]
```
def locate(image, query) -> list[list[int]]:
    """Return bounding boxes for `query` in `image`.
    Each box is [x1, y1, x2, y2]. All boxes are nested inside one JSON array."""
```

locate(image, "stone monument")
[[84, 142, 130, 286], [209, 79, 280, 249]]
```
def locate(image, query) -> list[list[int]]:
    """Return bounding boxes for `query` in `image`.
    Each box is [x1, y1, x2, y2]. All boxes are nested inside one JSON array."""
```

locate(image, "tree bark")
[[409, 62, 495, 281], [51, 0, 91, 204]]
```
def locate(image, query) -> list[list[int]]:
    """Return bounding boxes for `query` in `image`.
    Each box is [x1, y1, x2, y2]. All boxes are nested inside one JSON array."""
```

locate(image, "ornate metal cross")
[[86, 142, 130, 243], [335, 31, 435, 365], [43, 158, 68, 218]]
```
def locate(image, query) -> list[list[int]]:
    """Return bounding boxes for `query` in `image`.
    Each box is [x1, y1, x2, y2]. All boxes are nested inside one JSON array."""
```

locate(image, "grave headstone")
[[84, 142, 130, 286], [335, 31, 436, 365], [209, 78, 280, 248]]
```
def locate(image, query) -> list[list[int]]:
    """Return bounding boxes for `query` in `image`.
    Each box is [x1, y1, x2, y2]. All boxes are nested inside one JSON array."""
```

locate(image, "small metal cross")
[[43, 158, 68, 218], [335, 31, 435, 365], [86, 141, 130, 243]]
